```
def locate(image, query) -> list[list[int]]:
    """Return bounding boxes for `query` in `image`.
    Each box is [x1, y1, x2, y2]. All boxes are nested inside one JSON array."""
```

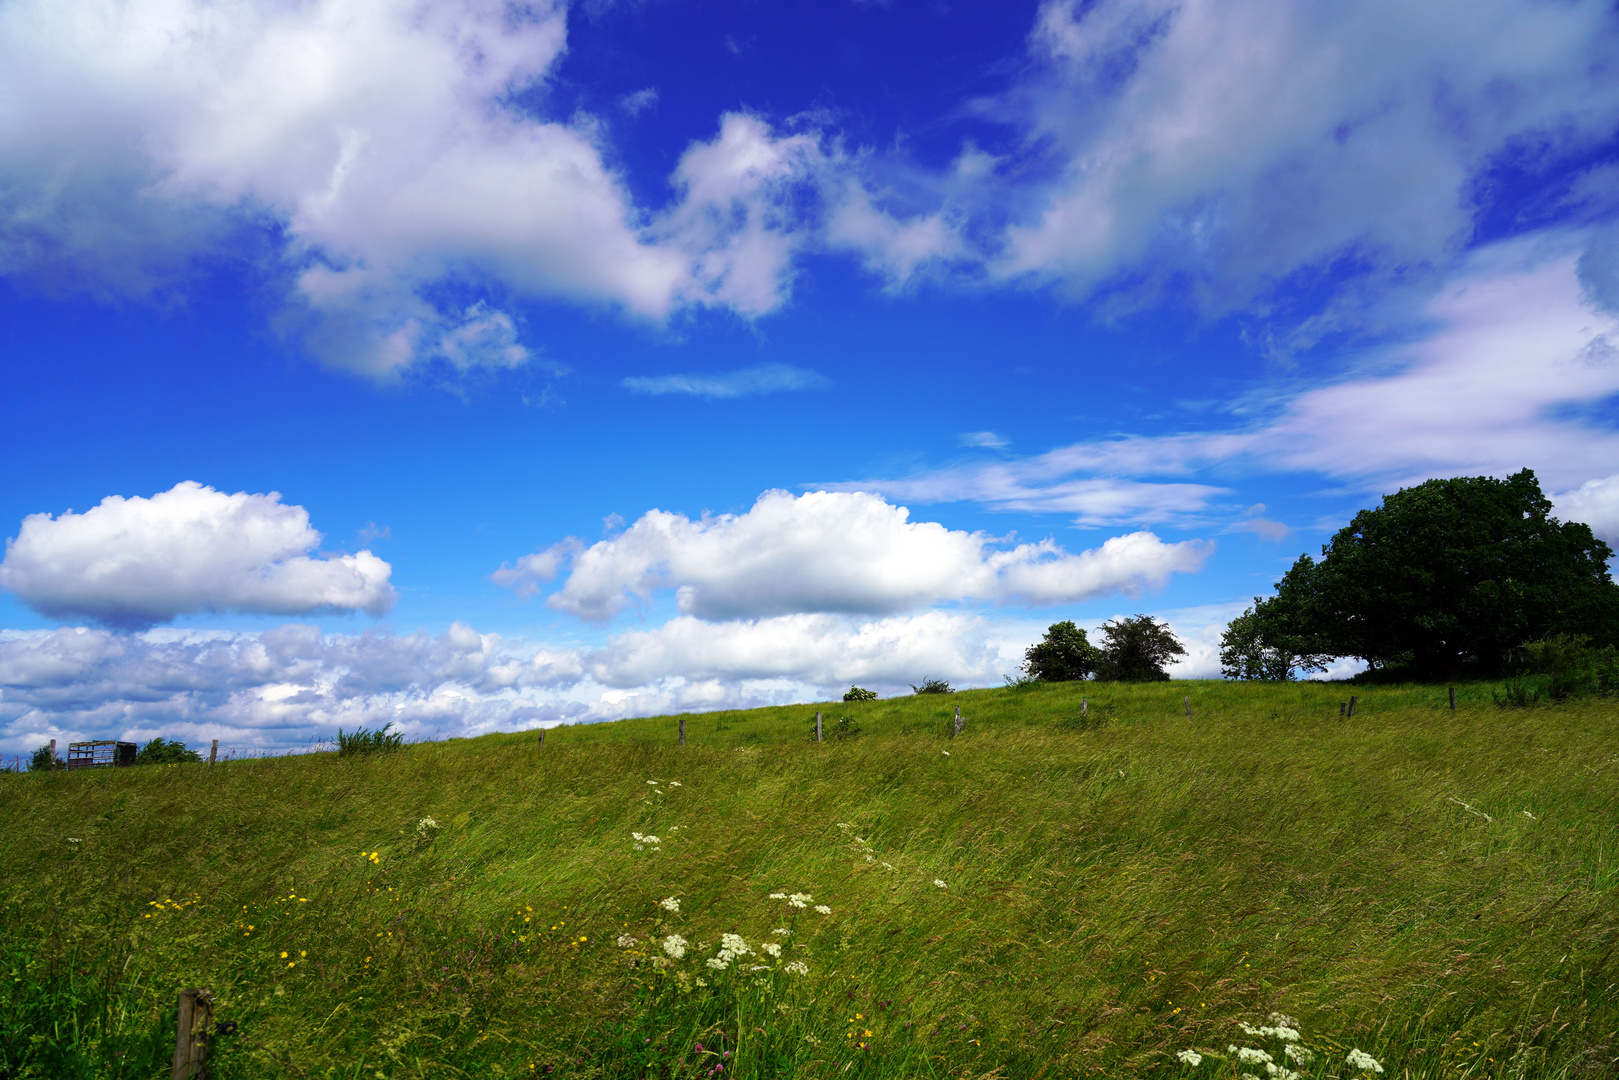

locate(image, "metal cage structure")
[[66, 740, 138, 769]]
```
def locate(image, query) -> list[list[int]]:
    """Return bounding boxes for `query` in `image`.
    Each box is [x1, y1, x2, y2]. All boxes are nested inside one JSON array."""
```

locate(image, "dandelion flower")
[[1345, 1049, 1383, 1074], [933, 879, 948, 889], [661, 934, 688, 960], [659, 897, 681, 913], [1176, 1049, 1202, 1067], [784, 960, 808, 975], [814, 905, 832, 915]]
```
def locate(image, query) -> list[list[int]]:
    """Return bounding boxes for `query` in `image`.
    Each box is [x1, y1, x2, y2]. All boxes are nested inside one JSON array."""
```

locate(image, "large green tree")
[[1094, 615, 1186, 682], [1256, 469, 1618, 677], [1022, 621, 1099, 682]]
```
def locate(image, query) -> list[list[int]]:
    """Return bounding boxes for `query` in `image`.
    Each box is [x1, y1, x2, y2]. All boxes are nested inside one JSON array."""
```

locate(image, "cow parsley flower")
[[814, 905, 831, 915], [784, 960, 808, 975], [659, 896, 680, 913], [616, 934, 638, 948], [1175, 1049, 1202, 1066], [1230, 1047, 1273, 1065], [706, 957, 730, 970], [1284, 1046, 1314, 1065], [771, 928, 791, 936], [661, 934, 687, 960], [718, 933, 752, 959], [788, 892, 812, 908], [933, 879, 948, 889], [1264, 1065, 1300, 1080], [646, 780, 659, 785], [761, 942, 782, 958], [1345, 1049, 1383, 1074]]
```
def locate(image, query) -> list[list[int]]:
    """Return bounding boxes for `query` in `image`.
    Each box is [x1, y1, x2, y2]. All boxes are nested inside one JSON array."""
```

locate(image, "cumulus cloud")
[[0, 482, 395, 627], [620, 362, 829, 399], [1553, 474, 1619, 546], [498, 489, 1210, 621], [0, 2, 953, 375], [1002, 0, 1619, 309]]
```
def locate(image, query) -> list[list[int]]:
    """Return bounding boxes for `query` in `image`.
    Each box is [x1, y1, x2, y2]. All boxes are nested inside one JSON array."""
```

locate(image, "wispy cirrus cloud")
[[620, 362, 829, 399]]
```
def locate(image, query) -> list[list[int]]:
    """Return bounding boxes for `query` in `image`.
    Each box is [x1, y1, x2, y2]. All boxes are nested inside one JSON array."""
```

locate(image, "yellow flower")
[[280, 951, 288, 958]]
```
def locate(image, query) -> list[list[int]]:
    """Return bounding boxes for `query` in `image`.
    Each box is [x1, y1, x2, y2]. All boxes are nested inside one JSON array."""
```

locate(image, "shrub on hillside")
[[1094, 615, 1186, 682], [911, 678, 954, 694], [842, 686, 877, 701], [28, 744, 60, 771], [1023, 621, 1098, 682], [336, 723, 405, 755], [136, 738, 201, 765]]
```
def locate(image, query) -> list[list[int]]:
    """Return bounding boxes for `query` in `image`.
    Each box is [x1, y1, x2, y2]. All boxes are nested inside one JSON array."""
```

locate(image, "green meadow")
[[2, 681, 1616, 1079]]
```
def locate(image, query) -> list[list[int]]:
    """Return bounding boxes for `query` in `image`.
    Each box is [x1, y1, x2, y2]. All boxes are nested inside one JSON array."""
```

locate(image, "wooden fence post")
[[953, 704, 964, 738], [171, 987, 213, 1080], [1347, 695, 1358, 717], [813, 712, 822, 743], [1339, 702, 1346, 718], [49, 739, 56, 771], [1448, 686, 1456, 711], [208, 740, 218, 771], [678, 717, 686, 746], [1183, 696, 1191, 719], [538, 728, 545, 747], [1081, 698, 1087, 719]]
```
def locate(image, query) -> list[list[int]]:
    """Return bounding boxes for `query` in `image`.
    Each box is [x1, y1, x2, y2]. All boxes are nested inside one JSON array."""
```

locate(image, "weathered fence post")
[[678, 717, 686, 746], [1339, 702, 1346, 718], [1347, 695, 1358, 717], [1081, 698, 1087, 719], [208, 740, 218, 771], [1183, 696, 1191, 719], [49, 739, 56, 771], [1448, 686, 1456, 711], [171, 987, 213, 1079], [952, 704, 964, 738], [814, 712, 822, 743], [538, 728, 545, 747]]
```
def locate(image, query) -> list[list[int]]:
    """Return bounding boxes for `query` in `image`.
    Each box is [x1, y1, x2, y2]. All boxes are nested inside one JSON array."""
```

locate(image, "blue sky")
[[2, 0, 1618, 756]]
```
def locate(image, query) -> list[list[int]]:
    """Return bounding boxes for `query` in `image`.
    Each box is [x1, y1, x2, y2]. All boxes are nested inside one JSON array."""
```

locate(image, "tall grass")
[[1, 680, 1615, 1078]]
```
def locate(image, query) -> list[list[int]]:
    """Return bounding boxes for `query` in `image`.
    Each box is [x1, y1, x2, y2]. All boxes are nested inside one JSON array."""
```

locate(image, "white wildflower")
[[814, 905, 831, 915], [659, 896, 680, 913], [865, 855, 875, 862], [642, 835, 660, 845], [669, 781, 681, 787], [1176, 1049, 1202, 1066], [1345, 1049, 1383, 1074], [761, 942, 782, 958], [942, 751, 950, 756], [881, 862, 895, 870], [650, 956, 671, 969], [646, 780, 660, 785], [784, 960, 808, 975], [1239, 1023, 1260, 1036], [1267, 1013, 1299, 1029], [1230, 1047, 1273, 1065], [718, 933, 752, 959], [771, 928, 791, 936], [1522, 810, 1537, 820], [634, 844, 644, 851], [837, 822, 852, 830], [1284, 1046, 1314, 1065], [661, 934, 688, 960], [1264, 1065, 1299, 1080], [788, 892, 812, 908], [749, 964, 769, 971], [616, 934, 638, 948], [67, 838, 83, 844], [768, 892, 787, 900], [1269, 1027, 1300, 1042], [1241, 1075, 1260, 1080], [695, 977, 707, 987], [933, 879, 948, 889], [706, 957, 729, 970], [415, 817, 440, 837]]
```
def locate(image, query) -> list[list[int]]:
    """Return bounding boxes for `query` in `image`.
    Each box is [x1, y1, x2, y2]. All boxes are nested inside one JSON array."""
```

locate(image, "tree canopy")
[[1094, 615, 1186, 682], [1022, 621, 1098, 682], [136, 737, 201, 765], [1249, 469, 1619, 678]]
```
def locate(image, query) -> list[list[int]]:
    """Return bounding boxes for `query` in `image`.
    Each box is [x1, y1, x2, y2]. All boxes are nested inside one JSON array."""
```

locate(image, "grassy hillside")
[[2, 681, 1616, 1079]]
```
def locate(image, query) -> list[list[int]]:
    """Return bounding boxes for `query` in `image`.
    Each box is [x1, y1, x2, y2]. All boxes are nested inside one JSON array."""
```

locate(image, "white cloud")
[[619, 87, 659, 117], [620, 362, 829, 399], [0, 482, 394, 627], [958, 431, 1010, 449], [845, 241, 1619, 518], [503, 489, 1210, 621], [1553, 474, 1619, 546], [1001, 0, 1619, 309]]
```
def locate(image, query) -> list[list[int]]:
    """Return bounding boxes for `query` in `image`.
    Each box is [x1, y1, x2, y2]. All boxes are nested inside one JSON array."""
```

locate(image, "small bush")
[[28, 744, 60, 772], [806, 714, 863, 740], [842, 686, 878, 702], [1493, 675, 1544, 709], [911, 678, 954, 694], [336, 723, 405, 756], [1003, 672, 1042, 689], [135, 738, 202, 765]]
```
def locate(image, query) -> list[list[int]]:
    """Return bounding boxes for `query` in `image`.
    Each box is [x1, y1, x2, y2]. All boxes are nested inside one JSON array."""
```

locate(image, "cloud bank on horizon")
[[1, 0, 1617, 755]]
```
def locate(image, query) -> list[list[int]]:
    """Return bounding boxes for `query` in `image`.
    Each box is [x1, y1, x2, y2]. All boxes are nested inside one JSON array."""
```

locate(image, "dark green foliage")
[[910, 678, 953, 694], [842, 686, 878, 702], [1022, 620, 1098, 682], [1266, 469, 1619, 677], [1219, 601, 1331, 680], [135, 737, 202, 765], [1094, 614, 1186, 682], [28, 744, 59, 771], [829, 715, 862, 740], [335, 722, 404, 755], [1500, 633, 1619, 704]]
